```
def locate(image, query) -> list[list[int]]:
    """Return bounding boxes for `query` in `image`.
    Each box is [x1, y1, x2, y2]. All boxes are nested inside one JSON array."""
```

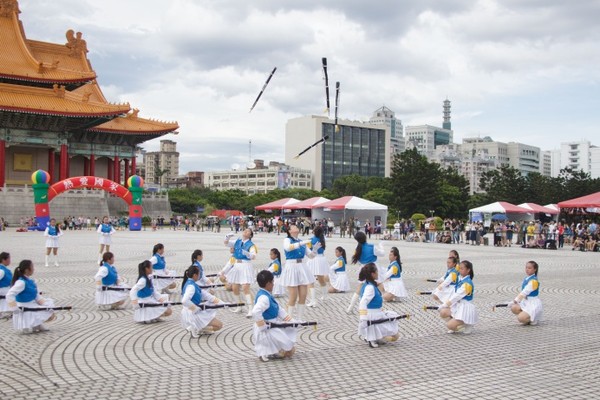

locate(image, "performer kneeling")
[[130, 260, 172, 323], [358, 263, 400, 348], [438, 260, 478, 334], [509, 260, 542, 326], [94, 252, 129, 310], [181, 265, 224, 337], [6, 260, 56, 333], [432, 255, 460, 304], [252, 270, 297, 362]]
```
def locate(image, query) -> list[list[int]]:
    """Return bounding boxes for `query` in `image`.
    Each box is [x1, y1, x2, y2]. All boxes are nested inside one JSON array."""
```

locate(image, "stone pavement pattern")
[[0, 229, 598, 399]]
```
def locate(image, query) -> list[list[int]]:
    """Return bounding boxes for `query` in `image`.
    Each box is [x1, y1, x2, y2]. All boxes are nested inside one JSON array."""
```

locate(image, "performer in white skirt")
[[432, 255, 460, 304], [357, 263, 400, 348], [218, 248, 235, 291], [382, 247, 408, 301], [253, 270, 297, 361], [191, 249, 217, 288], [149, 243, 177, 294], [130, 260, 172, 323], [6, 260, 56, 332], [439, 260, 478, 334], [509, 260, 542, 325], [181, 265, 224, 337], [0, 252, 12, 317], [328, 246, 350, 293], [43, 218, 63, 267], [267, 248, 285, 297], [97, 216, 116, 262], [307, 226, 328, 307], [281, 224, 316, 321], [94, 252, 129, 310], [224, 229, 257, 317], [347, 231, 387, 313]]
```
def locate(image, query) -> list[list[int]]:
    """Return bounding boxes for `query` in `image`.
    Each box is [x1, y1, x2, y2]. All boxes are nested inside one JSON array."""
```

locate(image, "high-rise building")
[[143, 140, 180, 186], [507, 142, 540, 176], [559, 140, 600, 178], [405, 100, 454, 157], [460, 137, 509, 166], [369, 106, 404, 155], [285, 116, 390, 190], [540, 151, 553, 177]]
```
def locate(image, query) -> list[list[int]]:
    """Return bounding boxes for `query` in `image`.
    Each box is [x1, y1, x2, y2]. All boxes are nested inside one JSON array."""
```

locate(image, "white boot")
[[320, 284, 327, 301], [287, 305, 296, 319], [346, 293, 359, 314], [296, 304, 306, 322], [45, 255, 49, 267], [54, 255, 59, 267], [306, 287, 317, 308], [245, 294, 253, 318]]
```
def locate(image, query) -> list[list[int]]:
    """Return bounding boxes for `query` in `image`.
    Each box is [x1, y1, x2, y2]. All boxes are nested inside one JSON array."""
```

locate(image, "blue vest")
[[183, 279, 202, 305], [270, 260, 282, 276], [0, 265, 12, 288], [360, 281, 382, 309], [47, 226, 58, 236], [334, 257, 346, 273], [137, 277, 154, 298], [388, 261, 402, 278], [101, 263, 118, 286], [233, 239, 254, 260], [152, 254, 166, 270], [15, 277, 37, 303], [193, 261, 204, 279], [444, 266, 459, 286], [311, 236, 325, 255], [455, 276, 474, 301], [101, 223, 112, 233], [285, 237, 306, 259], [255, 288, 278, 320], [359, 243, 376, 264], [522, 275, 539, 297]]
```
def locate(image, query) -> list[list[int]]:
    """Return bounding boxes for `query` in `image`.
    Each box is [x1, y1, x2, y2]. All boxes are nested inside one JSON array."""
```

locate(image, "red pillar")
[[114, 155, 120, 184], [131, 156, 137, 176], [107, 157, 113, 180], [59, 144, 68, 181], [0, 140, 5, 188], [89, 153, 95, 176], [124, 158, 130, 183], [83, 157, 89, 176], [47, 148, 55, 184]]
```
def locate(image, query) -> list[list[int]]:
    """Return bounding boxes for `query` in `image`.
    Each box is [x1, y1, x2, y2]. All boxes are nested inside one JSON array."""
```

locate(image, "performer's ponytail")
[[351, 231, 367, 264], [137, 260, 152, 288], [11, 259, 32, 286], [190, 249, 203, 265], [314, 225, 326, 250], [461, 260, 474, 279], [390, 247, 402, 273], [358, 262, 377, 283], [100, 252, 113, 267], [182, 265, 199, 288], [152, 243, 164, 255]]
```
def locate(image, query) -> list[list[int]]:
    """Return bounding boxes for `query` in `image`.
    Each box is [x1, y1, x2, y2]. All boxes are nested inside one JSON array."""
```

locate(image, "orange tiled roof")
[[0, 8, 95, 83], [0, 82, 130, 117], [27, 39, 95, 75], [89, 109, 179, 135]]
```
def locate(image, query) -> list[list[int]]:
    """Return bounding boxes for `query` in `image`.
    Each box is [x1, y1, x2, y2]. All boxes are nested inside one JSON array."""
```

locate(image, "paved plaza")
[[0, 228, 598, 399]]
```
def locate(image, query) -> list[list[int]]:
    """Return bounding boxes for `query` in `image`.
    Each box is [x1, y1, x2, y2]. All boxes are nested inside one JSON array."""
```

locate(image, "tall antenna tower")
[[443, 98, 451, 130]]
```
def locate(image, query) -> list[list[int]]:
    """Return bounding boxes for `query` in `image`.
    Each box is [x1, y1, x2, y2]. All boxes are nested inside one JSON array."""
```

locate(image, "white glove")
[[257, 323, 268, 332], [312, 242, 322, 251], [225, 233, 235, 240], [96, 285, 102, 292], [358, 320, 368, 329], [242, 250, 253, 258], [438, 303, 449, 310], [302, 239, 312, 246]]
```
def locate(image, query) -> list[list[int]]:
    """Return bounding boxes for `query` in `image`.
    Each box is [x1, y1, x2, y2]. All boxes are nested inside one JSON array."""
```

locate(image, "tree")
[[478, 165, 527, 204], [363, 188, 395, 207]]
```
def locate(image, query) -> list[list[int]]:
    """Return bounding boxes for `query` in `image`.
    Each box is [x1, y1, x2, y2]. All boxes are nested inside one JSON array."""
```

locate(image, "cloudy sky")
[[19, 0, 600, 173]]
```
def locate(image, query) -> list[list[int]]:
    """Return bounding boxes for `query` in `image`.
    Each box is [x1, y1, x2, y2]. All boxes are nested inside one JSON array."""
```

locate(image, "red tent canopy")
[[518, 203, 559, 215], [558, 192, 600, 208], [255, 198, 301, 211], [287, 197, 330, 210]]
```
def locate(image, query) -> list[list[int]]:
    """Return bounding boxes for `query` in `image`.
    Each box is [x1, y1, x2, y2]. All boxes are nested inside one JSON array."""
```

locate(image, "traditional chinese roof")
[[0, 2, 96, 84], [0, 81, 130, 117]]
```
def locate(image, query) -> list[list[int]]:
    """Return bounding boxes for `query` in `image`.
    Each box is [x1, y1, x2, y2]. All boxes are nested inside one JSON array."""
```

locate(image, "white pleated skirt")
[[309, 254, 330, 276], [133, 295, 170, 322], [519, 296, 542, 322], [383, 278, 408, 298], [95, 284, 130, 305], [357, 309, 399, 341], [253, 317, 297, 357], [282, 260, 311, 287], [98, 235, 112, 245], [432, 285, 454, 303], [0, 287, 9, 312], [12, 298, 55, 331], [181, 306, 217, 331], [152, 269, 177, 291], [272, 275, 286, 296], [45, 237, 60, 248], [227, 262, 255, 285], [329, 271, 351, 292], [451, 300, 479, 325]]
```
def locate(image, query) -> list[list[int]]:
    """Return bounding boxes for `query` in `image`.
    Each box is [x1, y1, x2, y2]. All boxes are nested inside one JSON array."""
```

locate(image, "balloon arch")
[[31, 170, 145, 231]]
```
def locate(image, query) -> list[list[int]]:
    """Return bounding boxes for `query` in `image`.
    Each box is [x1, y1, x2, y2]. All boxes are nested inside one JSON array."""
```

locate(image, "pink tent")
[[315, 196, 387, 211], [518, 203, 559, 215], [255, 197, 300, 211], [287, 197, 330, 210], [558, 192, 600, 208], [469, 201, 530, 214]]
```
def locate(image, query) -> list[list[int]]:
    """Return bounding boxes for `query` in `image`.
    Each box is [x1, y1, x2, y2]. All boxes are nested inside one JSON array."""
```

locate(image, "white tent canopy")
[[312, 196, 388, 228]]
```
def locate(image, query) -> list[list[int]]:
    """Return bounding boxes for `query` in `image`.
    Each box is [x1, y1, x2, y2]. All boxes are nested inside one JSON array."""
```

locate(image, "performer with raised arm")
[[252, 270, 297, 362], [149, 243, 177, 295], [6, 260, 57, 332], [97, 216, 116, 262], [94, 252, 129, 310], [130, 260, 172, 323], [224, 229, 257, 317], [347, 231, 386, 313], [382, 247, 408, 302], [281, 224, 317, 321], [438, 260, 478, 334], [43, 218, 63, 267], [181, 265, 224, 337], [357, 263, 401, 348], [508, 261, 543, 326]]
